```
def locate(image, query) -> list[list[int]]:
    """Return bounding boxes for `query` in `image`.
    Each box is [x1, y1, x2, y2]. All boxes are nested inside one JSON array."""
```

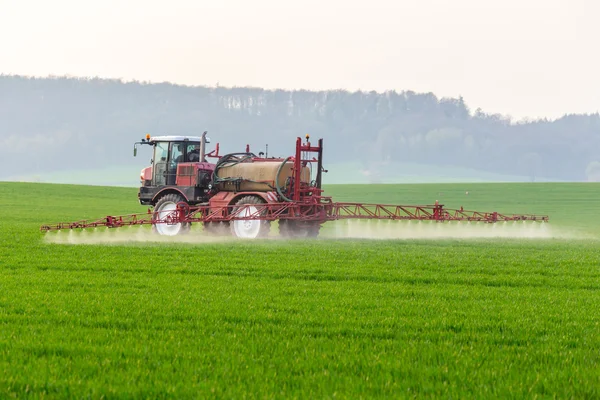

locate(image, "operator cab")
[[150, 136, 206, 186], [133, 132, 215, 206]]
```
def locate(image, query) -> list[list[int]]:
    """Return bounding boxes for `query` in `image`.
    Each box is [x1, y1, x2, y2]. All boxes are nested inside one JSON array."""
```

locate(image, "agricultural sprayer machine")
[[40, 133, 549, 238]]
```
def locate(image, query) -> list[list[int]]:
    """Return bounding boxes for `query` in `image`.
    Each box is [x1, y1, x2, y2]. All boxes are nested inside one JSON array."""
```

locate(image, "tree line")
[[1, 74, 599, 182]]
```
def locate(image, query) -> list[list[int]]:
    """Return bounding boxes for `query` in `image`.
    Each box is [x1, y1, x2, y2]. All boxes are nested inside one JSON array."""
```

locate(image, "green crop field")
[[1, 182, 599, 398]]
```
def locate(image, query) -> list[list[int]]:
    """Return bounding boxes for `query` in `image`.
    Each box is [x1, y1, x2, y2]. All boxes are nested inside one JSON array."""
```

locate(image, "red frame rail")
[[40, 202, 549, 232]]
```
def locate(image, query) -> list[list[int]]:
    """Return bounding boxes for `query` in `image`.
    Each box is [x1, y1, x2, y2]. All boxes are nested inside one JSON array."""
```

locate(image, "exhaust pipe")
[[200, 131, 207, 162]]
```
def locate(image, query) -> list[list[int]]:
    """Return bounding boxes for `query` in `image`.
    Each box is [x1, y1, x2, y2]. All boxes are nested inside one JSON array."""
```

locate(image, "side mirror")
[[205, 137, 211, 144], [133, 146, 137, 157]]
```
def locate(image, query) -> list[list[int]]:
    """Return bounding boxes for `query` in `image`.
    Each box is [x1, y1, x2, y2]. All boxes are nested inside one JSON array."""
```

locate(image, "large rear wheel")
[[204, 221, 230, 236], [230, 196, 270, 239], [279, 220, 321, 238], [153, 193, 191, 236]]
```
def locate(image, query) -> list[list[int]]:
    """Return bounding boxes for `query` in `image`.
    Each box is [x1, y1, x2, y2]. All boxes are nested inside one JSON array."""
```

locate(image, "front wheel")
[[152, 193, 191, 236], [230, 196, 270, 239]]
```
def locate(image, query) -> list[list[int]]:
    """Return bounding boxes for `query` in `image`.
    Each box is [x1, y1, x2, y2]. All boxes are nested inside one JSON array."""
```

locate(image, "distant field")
[[323, 162, 561, 184], [1, 182, 599, 398], [2, 160, 563, 187]]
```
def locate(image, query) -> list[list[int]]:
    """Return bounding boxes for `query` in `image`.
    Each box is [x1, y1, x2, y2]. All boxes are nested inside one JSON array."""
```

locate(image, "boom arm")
[[40, 201, 549, 232]]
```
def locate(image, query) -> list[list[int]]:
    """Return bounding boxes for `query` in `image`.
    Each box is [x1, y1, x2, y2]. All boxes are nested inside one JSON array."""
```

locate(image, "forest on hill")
[[1, 74, 599, 184]]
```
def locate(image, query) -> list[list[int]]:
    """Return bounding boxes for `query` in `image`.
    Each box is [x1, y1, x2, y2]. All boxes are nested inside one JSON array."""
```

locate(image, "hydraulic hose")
[[275, 157, 294, 202], [212, 152, 277, 192], [213, 153, 255, 183]]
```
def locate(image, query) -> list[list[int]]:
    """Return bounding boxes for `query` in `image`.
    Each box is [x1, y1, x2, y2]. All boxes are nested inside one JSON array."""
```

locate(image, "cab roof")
[[150, 135, 202, 142]]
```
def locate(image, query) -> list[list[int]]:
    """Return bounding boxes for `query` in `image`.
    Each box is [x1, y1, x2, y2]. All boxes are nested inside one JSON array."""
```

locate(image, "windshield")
[[152, 142, 170, 186], [170, 142, 185, 163], [154, 142, 169, 164]]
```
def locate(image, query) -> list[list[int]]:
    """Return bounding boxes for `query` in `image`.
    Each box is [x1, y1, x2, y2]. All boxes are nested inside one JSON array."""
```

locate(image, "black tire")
[[279, 220, 321, 238], [229, 196, 270, 239], [203, 221, 230, 236], [152, 193, 191, 236]]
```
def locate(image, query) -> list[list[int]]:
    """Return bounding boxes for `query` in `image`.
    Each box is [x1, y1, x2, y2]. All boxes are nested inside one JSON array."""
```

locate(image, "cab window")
[[186, 143, 200, 162], [154, 141, 169, 163], [170, 142, 185, 163], [152, 141, 170, 186]]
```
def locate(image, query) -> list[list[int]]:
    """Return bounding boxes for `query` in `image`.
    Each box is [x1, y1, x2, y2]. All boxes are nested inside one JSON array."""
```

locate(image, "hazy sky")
[[1, 0, 598, 120]]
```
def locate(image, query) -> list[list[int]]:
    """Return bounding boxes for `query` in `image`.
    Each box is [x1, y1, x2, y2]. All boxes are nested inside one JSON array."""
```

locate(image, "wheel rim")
[[154, 201, 182, 236], [232, 205, 261, 238]]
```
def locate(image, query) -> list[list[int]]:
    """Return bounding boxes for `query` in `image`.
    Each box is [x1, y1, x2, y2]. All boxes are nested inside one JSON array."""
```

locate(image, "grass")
[[1, 182, 599, 398]]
